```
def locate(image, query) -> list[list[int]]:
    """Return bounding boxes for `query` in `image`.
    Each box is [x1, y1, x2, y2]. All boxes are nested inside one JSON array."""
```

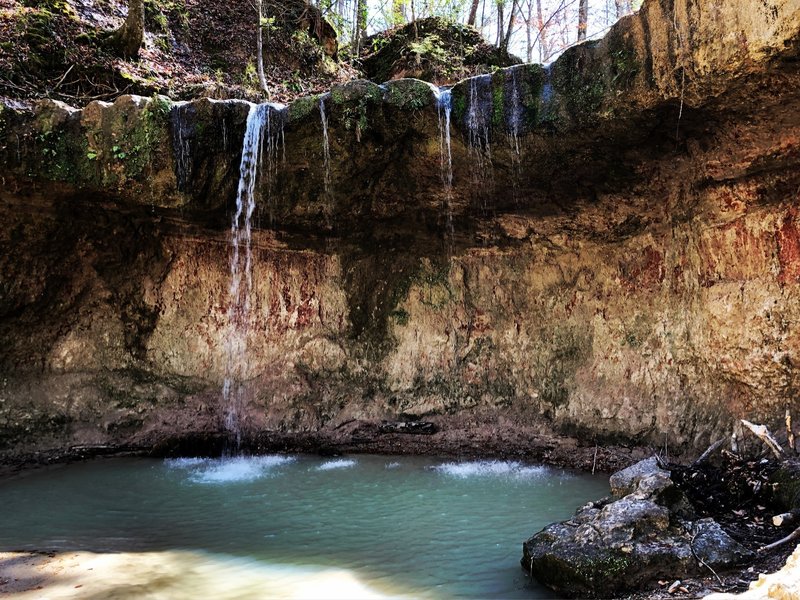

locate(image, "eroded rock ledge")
[[1, 0, 800, 465]]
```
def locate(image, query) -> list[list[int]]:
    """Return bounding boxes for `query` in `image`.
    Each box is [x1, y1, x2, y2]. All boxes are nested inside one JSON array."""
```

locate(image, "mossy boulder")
[[522, 458, 753, 598], [382, 78, 436, 111], [361, 17, 521, 86]]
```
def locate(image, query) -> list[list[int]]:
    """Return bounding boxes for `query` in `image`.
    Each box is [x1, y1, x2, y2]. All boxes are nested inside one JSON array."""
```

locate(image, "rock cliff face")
[[1, 0, 800, 464]]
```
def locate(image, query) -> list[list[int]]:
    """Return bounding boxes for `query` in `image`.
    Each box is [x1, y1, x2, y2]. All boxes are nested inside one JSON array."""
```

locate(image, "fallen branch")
[[51, 64, 74, 91], [741, 419, 784, 459], [692, 438, 726, 466], [760, 525, 800, 552]]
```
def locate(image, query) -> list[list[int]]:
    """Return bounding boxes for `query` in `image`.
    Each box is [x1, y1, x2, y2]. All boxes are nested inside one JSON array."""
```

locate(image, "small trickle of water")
[[507, 69, 522, 159], [466, 75, 492, 162], [541, 64, 555, 109], [435, 87, 454, 235], [171, 102, 194, 192], [465, 75, 494, 207], [320, 95, 332, 198], [435, 87, 453, 191], [259, 104, 287, 223]]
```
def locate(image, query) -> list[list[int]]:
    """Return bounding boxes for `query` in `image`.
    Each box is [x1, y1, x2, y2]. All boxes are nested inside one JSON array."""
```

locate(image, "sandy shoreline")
[[0, 550, 411, 599], [2, 546, 800, 599]]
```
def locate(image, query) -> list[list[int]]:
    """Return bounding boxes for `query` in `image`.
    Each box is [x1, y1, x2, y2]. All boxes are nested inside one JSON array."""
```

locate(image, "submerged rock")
[[521, 457, 754, 598]]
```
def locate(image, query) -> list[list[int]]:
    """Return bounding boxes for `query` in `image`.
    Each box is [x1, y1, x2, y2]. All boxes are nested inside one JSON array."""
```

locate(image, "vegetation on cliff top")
[[360, 17, 521, 85], [0, 0, 355, 105]]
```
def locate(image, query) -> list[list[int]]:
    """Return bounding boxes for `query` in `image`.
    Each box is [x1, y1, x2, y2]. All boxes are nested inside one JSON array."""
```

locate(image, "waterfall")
[[435, 87, 454, 235], [171, 102, 194, 192], [464, 75, 494, 206], [222, 102, 279, 454], [507, 68, 522, 159], [466, 75, 492, 161], [320, 95, 332, 197], [505, 67, 524, 200], [435, 87, 453, 192]]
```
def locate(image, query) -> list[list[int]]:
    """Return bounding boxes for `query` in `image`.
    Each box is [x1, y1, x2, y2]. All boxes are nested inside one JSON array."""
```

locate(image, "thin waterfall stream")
[[320, 94, 332, 198], [223, 102, 285, 453], [435, 87, 453, 235]]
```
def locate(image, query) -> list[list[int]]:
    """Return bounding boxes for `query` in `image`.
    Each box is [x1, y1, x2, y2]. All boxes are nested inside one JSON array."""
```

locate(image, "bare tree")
[[501, 0, 519, 52], [535, 0, 550, 62], [577, 0, 588, 41], [352, 0, 368, 55], [495, 0, 504, 46], [109, 0, 145, 58], [467, 0, 480, 25], [255, 0, 269, 97]]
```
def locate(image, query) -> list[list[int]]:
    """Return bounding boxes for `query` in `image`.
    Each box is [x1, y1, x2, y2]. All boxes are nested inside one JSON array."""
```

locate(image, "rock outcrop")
[[1, 0, 800, 463], [522, 457, 753, 597]]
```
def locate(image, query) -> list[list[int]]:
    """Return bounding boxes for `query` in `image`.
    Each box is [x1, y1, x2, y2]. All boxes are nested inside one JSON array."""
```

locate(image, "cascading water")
[[435, 87, 454, 234], [171, 102, 194, 192], [319, 95, 332, 198], [259, 104, 287, 224], [507, 68, 522, 159], [435, 88, 453, 191], [465, 75, 494, 207], [505, 67, 524, 200], [222, 102, 283, 454]]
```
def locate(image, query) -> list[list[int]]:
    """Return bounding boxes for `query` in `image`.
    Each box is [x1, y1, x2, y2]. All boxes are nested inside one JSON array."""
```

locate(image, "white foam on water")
[[165, 457, 206, 468], [166, 455, 295, 484], [432, 460, 549, 480], [316, 458, 357, 471], [384, 462, 402, 469]]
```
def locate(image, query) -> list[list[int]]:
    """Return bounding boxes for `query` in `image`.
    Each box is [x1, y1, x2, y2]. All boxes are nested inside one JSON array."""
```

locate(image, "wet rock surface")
[[522, 456, 800, 598]]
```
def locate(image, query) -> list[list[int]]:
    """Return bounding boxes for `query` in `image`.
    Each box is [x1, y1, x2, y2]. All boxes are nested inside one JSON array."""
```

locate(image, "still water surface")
[[0, 454, 607, 598]]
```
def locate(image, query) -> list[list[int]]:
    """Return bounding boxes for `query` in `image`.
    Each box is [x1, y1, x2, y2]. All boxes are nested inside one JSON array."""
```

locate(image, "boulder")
[[522, 457, 753, 598], [609, 456, 667, 498]]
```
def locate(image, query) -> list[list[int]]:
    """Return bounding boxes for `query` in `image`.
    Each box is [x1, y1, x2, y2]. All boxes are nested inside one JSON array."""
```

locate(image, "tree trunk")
[[501, 0, 518, 52], [467, 0, 480, 25], [525, 0, 532, 61], [535, 0, 549, 62], [577, 0, 588, 42], [256, 0, 269, 97], [496, 1, 504, 47], [110, 0, 145, 58], [353, 0, 367, 55]]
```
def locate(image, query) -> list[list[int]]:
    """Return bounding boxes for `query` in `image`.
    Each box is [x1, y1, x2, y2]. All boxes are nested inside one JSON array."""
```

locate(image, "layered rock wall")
[[1, 0, 800, 462]]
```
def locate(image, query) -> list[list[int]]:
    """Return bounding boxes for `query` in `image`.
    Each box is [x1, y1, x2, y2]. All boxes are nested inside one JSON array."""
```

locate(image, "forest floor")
[[0, 0, 516, 107]]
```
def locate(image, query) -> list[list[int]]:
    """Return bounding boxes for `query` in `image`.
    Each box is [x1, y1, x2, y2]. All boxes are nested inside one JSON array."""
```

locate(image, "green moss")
[[551, 47, 607, 126], [607, 31, 640, 90], [383, 79, 433, 111], [450, 86, 467, 122], [114, 95, 173, 179], [288, 93, 323, 123], [491, 75, 504, 128], [331, 81, 382, 137], [573, 552, 631, 585]]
